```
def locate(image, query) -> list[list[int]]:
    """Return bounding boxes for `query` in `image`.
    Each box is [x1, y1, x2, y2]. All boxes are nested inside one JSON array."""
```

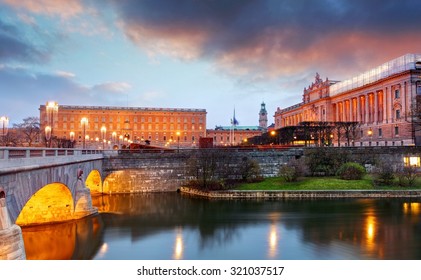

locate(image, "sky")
[[1, 0, 421, 129]]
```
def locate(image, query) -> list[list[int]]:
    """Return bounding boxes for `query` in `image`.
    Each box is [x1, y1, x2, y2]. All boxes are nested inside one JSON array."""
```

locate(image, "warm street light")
[[45, 101, 58, 147], [101, 126, 107, 149], [112, 131, 117, 147], [81, 117, 88, 149], [45, 126, 51, 147], [1, 116, 9, 146], [368, 128, 373, 146], [176, 131, 180, 152], [70, 131, 75, 148]]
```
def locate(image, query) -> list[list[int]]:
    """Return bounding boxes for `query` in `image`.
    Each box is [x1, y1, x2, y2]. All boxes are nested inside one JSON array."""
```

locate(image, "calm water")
[[21, 193, 421, 260]]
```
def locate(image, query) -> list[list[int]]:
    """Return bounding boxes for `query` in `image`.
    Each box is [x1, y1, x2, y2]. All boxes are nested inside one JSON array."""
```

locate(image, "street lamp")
[[45, 101, 58, 147], [112, 131, 117, 147], [81, 117, 88, 149], [270, 130, 276, 145], [367, 128, 373, 146], [101, 126, 107, 149], [176, 131, 180, 152], [70, 131, 75, 148], [45, 126, 51, 147], [0, 116, 9, 146]]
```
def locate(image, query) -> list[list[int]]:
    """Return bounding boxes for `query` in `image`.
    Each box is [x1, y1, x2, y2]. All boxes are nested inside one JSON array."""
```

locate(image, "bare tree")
[[13, 117, 41, 147]]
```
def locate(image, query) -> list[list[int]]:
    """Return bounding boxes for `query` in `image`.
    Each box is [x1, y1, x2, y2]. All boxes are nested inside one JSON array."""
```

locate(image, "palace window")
[[395, 126, 399, 136], [395, 89, 400, 99], [378, 128, 382, 137], [396, 109, 401, 119]]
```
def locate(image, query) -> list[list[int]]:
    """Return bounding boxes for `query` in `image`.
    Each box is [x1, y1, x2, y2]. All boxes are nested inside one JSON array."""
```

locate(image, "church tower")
[[259, 102, 268, 131]]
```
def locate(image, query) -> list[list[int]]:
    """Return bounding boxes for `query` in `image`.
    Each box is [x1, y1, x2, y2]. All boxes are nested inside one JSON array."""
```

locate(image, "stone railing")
[[0, 147, 104, 174]]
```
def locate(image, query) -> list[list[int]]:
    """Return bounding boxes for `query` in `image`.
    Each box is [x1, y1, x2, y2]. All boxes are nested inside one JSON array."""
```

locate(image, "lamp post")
[[45, 125, 51, 147], [101, 126, 107, 150], [70, 131, 75, 148], [81, 117, 88, 149], [270, 130, 276, 145], [367, 128, 373, 146], [176, 131, 180, 152], [112, 131, 117, 148], [45, 101, 58, 147], [0, 116, 9, 146]]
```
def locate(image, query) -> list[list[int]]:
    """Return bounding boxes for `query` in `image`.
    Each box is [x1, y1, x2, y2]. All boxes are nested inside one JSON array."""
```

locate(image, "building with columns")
[[39, 105, 207, 148], [275, 53, 421, 146]]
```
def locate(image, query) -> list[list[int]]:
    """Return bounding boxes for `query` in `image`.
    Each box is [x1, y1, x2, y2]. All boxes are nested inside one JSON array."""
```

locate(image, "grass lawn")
[[235, 175, 421, 191]]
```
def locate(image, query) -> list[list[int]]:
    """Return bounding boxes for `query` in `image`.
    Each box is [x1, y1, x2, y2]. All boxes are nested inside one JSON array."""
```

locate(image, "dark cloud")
[[0, 19, 49, 63], [110, 0, 421, 79]]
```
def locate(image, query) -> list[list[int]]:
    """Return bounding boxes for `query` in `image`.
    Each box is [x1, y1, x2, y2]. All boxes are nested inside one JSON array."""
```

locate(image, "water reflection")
[[173, 227, 184, 260], [20, 193, 421, 260]]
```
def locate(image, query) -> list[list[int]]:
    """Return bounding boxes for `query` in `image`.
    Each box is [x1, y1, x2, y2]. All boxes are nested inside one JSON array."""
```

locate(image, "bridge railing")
[[0, 147, 103, 160]]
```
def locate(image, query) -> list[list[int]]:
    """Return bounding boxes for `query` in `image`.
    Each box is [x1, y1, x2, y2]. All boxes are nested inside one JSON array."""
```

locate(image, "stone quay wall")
[[179, 187, 421, 199], [102, 148, 303, 193]]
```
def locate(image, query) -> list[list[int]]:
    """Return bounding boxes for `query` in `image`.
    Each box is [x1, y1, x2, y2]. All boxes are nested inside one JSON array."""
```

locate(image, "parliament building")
[[274, 53, 421, 146]]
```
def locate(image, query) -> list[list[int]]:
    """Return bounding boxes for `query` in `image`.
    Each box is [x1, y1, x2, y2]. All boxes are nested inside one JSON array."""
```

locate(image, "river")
[[20, 192, 421, 260]]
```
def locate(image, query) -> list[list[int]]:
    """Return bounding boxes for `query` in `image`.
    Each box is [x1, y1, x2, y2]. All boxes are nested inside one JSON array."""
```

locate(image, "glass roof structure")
[[330, 53, 421, 96]]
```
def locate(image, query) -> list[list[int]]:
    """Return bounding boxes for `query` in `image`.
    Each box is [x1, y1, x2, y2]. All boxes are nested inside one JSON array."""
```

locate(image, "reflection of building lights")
[[268, 224, 278, 258], [173, 228, 184, 260], [403, 202, 421, 215], [364, 214, 376, 252], [96, 243, 108, 258]]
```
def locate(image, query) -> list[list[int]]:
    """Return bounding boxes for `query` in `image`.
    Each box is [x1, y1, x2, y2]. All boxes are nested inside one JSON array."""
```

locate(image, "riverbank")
[[179, 186, 421, 199]]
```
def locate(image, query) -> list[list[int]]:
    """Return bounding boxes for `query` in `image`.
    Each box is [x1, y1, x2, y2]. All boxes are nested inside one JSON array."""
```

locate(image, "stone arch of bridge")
[[85, 169, 103, 194], [16, 182, 74, 227]]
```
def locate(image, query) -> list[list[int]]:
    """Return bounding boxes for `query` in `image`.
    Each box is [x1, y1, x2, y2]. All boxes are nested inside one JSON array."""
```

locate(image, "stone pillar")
[[383, 87, 388, 123], [403, 82, 407, 121], [357, 97, 361, 122], [73, 178, 98, 219], [365, 94, 370, 124], [0, 192, 26, 260], [374, 92, 378, 123]]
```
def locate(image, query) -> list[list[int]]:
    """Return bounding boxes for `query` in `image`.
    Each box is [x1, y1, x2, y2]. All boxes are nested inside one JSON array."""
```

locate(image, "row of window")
[[58, 115, 204, 124], [54, 123, 204, 131]]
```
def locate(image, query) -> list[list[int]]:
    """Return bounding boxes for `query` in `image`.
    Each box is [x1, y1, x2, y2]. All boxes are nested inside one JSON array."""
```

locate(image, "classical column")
[[365, 94, 370, 124], [402, 82, 407, 121], [357, 96, 361, 122], [349, 99, 353, 122], [383, 87, 388, 124], [374, 92, 378, 123]]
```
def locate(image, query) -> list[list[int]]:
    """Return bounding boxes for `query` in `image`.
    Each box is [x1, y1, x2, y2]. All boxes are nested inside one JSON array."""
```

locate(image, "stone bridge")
[[0, 148, 103, 226]]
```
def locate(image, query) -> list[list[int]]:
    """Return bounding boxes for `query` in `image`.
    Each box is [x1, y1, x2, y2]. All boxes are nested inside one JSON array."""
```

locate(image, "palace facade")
[[39, 105, 207, 148], [274, 53, 421, 146]]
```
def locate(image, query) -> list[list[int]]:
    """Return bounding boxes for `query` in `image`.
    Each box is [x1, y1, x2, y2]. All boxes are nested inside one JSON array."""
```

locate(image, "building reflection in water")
[[268, 223, 279, 258], [21, 214, 104, 260], [173, 227, 184, 260], [403, 202, 421, 215], [267, 212, 280, 259]]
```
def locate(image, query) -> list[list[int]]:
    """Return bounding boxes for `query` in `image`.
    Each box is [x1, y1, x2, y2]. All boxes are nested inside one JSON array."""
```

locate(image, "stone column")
[[357, 97, 361, 122], [374, 92, 378, 123], [383, 87, 388, 123], [349, 99, 353, 122], [0, 193, 26, 260], [402, 82, 407, 121], [365, 94, 370, 124]]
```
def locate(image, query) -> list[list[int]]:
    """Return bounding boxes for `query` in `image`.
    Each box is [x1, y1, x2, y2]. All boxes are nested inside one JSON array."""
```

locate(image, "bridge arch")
[[85, 169, 102, 194], [16, 183, 74, 226]]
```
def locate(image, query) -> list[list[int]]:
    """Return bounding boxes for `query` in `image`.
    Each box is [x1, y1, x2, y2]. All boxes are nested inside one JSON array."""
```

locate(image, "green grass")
[[235, 176, 421, 191]]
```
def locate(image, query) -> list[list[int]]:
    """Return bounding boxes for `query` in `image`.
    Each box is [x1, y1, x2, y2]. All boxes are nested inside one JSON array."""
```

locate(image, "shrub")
[[304, 148, 350, 176], [278, 158, 306, 182], [372, 160, 395, 186], [240, 158, 263, 182], [396, 166, 418, 187], [336, 162, 366, 180]]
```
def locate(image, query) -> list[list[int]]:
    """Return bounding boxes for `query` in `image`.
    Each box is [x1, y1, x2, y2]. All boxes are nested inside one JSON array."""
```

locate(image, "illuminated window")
[[404, 156, 421, 167]]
